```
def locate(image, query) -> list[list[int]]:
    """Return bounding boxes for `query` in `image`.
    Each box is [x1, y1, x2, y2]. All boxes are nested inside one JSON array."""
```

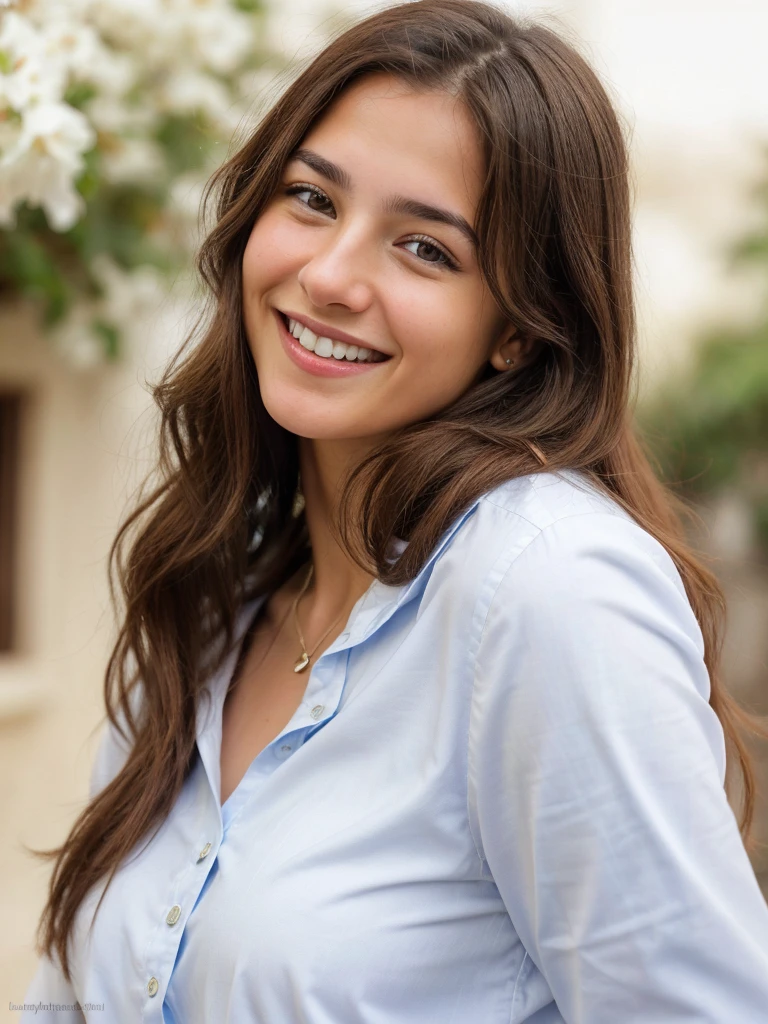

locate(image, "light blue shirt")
[[22, 469, 768, 1023]]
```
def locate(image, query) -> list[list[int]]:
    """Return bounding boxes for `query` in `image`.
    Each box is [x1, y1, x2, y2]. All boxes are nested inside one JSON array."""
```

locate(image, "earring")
[[505, 358, 515, 367]]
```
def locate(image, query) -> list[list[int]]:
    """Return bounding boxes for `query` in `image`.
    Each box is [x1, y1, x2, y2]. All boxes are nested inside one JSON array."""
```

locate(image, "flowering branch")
[[0, 0, 284, 365]]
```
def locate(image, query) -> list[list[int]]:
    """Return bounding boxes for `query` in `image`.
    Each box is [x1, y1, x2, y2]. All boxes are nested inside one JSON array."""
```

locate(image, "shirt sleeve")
[[468, 511, 768, 1023], [87, 689, 139, 800], [20, 950, 86, 1023], [21, 687, 141, 1020]]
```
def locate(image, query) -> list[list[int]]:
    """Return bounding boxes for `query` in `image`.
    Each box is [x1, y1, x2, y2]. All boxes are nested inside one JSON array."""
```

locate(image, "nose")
[[296, 222, 373, 312]]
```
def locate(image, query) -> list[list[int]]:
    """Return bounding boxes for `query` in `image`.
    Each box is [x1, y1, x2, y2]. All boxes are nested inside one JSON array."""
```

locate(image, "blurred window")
[[0, 390, 22, 652]]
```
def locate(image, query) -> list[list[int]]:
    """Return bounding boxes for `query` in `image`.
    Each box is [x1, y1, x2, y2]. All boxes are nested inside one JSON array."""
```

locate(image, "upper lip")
[[278, 309, 390, 357]]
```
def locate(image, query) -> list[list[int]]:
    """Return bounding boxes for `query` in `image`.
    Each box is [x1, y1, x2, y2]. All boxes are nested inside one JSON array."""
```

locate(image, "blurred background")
[[2, 0, 767, 1012]]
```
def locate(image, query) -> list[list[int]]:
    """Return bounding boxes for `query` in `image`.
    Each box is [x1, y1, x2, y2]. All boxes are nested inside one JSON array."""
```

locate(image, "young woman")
[[22, 1, 768, 1021]]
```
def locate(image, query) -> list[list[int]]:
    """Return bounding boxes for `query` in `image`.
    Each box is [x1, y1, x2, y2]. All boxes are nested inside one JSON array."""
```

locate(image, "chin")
[[259, 394, 344, 440]]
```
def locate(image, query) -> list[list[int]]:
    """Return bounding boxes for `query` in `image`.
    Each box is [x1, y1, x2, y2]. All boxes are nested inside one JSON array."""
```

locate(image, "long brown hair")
[[29, 0, 767, 981]]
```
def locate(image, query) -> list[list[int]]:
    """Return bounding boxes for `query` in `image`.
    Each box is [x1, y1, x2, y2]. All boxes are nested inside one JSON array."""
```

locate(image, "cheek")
[[395, 295, 485, 369], [242, 210, 300, 291]]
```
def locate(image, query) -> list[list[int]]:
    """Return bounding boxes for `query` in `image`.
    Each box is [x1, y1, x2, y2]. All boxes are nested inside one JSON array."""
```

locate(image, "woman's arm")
[[20, 689, 139, 1022], [20, 950, 86, 1024], [468, 512, 768, 1023]]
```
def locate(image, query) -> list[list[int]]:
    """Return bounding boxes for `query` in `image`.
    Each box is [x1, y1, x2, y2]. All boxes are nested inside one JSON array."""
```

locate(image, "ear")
[[489, 327, 539, 373]]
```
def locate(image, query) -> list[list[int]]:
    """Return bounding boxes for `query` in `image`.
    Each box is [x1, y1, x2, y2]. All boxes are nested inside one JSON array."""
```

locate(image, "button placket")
[[146, 834, 216, 1010]]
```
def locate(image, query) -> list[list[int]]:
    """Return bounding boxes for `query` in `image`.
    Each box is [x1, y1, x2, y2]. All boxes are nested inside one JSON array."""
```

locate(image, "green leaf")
[[755, 497, 768, 552], [91, 318, 121, 361], [155, 113, 220, 176], [63, 81, 99, 110], [0, 226, 72, 324], [639, 153, 768, 556]]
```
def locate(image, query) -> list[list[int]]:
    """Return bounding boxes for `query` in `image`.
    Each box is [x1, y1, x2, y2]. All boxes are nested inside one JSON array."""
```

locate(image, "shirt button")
[[310, 704, 324, 720], [147, 977, 159, 997], [166, 904, 182, 926], [197, 842, 212, 862]]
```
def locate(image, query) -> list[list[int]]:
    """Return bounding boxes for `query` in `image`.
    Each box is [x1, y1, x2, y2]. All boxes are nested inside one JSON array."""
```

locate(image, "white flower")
[[82, 0, 169, 56], [0, 12, 67, 107], [85, 93, 158, 134], [168, 169, 210, 247], [38, 19, 104, 81], [168, 170, 205, 221], [90, 252, 165, 327], [0, 0, 279, 360], [85, 47, 135, 96], [9, 100, 94, 167], [100, 136, 166, 185], [0, 11, 40, 58], [0, 147, 85, 229], [3, 51, 66, 107], [0, 101, 95, 229], [159, 69, 233, 124], [180, 5, 255, 75], [52, 254, 168, 366], [50, 304, 106, 369]]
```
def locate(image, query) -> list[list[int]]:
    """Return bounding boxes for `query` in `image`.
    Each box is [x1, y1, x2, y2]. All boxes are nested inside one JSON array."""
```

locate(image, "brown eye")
[[285, 184, 335, 217], [403, 236, 458, 271]]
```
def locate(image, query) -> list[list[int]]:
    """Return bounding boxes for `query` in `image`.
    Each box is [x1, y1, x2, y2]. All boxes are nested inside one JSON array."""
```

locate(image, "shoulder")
[[446, 469, 689, 605], [466, 473, 721, 789], [454, 469, 710, 706], [89, 677, 145, 800], [468, 470, 711, 715], [427, 470, 705, 687], [478, 468, 652, 554], [480, 467, 633, 528]]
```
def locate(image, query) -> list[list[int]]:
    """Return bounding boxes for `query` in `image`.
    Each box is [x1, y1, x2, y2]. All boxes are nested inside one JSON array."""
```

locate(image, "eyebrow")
[[288, 147, 479, 252]]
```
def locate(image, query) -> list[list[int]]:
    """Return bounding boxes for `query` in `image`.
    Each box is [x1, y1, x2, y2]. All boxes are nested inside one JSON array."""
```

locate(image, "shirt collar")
[[343, 497, 482, 643], [194, 495, 483, 797], [226, 493, 483, 664]]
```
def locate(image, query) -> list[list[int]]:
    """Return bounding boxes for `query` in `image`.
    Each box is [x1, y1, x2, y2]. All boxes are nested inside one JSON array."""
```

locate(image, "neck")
[[295, 436, 383, 630]]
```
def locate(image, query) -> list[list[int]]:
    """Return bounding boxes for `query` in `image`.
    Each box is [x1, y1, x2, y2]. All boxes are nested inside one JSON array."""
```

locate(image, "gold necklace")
[[292, 562, 345, 673]]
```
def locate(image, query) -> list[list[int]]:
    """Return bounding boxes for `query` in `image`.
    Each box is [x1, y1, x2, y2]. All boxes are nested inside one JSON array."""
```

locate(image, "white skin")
[[241, 72, 538, 638]]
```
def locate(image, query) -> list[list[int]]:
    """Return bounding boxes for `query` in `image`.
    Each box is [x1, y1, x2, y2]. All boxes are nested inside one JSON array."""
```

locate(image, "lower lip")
[[275, 310, 390, 378]]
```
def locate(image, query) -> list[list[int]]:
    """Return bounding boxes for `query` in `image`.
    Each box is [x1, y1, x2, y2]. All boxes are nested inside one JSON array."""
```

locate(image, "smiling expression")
[[241, 72, 518, 444]]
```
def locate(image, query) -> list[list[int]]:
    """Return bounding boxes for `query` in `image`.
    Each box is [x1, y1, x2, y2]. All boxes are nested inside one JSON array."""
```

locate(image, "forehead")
[[297, 73, 485, 212]]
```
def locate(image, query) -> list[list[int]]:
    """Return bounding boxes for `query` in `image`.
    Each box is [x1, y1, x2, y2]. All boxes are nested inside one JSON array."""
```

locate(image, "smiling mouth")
[[278, 311, 390, 363]]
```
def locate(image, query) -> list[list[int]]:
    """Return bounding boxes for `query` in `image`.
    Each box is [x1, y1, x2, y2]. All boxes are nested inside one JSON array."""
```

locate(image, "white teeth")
[[286, 317, 383, 363], [298, 327, 317, 351]]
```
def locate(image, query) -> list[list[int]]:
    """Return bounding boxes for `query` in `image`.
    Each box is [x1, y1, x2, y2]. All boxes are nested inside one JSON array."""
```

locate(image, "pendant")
[[294, 652, 310, 673]]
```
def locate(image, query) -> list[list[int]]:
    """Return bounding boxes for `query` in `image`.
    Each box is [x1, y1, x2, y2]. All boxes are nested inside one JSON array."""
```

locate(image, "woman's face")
[[242, 72, 519, 445]]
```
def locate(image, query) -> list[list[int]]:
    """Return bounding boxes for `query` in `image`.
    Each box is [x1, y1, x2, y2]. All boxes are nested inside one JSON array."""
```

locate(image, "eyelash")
[[283, 183, 460, 272]]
